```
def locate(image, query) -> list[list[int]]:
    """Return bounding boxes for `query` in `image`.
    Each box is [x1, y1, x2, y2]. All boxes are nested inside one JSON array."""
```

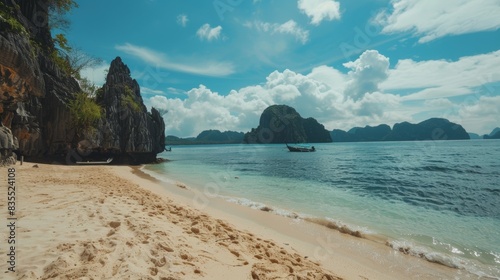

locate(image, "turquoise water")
[[146, 140, 500, 278]]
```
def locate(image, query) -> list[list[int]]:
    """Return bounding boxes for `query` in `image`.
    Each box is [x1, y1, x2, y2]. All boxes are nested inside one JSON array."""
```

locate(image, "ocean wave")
[[387, 240, 500, 279], [222, 194, 374, 238], [417, 165, 458, 173], [195, 187, 496, 275], [223, 196, 300, 219], [219, 194, 500, 278], [145, 142, 500, 278], [221, 196, 372, 239], [410, 164, 486, 175], [387, 240, 463, 269], [302, 217, 365, 238]]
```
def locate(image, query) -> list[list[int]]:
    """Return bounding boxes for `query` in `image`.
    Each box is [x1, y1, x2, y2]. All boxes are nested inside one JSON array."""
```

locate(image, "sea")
[[145, 140, 500, 278]]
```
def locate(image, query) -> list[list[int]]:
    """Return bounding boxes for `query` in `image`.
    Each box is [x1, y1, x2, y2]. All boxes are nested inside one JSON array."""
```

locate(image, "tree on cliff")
[[1, 1, 166, 163], [45, 0, 102, 78], [48, 0, 79, 31], [68, 92, 102, 138]]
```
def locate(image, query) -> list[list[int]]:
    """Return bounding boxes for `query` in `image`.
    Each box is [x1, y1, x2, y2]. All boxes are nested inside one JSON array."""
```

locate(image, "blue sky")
[[68, 0, 500, 137]]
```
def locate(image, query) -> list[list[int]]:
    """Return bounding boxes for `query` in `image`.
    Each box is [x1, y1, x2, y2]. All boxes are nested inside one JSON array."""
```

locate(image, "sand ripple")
[[11, 164, 341, 280]]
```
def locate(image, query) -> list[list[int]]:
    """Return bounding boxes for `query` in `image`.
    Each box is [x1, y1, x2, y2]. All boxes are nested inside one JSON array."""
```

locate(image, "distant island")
[[332, 118, 470, 142], [243, 105, 332, 144], [166, 105, 498, 145], [483, 128, 500, 139], [166, 130, 244, 145]]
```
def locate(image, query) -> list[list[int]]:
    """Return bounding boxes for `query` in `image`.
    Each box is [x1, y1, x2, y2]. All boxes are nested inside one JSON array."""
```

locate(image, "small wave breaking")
[[387, 240, 500, 279], [303, 217, 363, 238]]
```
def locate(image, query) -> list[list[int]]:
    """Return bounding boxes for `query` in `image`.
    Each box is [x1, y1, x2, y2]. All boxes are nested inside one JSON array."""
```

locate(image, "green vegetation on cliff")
[[122, 85, 141, 112], [68, 92, 102, 136], [0, 2, 27, 35]]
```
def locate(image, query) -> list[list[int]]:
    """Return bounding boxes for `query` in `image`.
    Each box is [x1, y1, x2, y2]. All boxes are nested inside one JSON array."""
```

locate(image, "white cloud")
[[196, 24, 223, 41], [276, 20, 310, 44], [298, 0, 341, 25], [381, 50, 500, 100], [146, 49, 500, 137], [176, 14, 188, 27], [456, 95, 500, 133], [343, 50, 390, 100], [116, 43, 235, 77], [167, 87, 186, 96], [401, 87, 472, 101], [244, 20, 309, 44], [307, 65, 346, 93], [416, 95, 500, 134], [149, 50, 403, 137], [141, 87, 166, 95], [424, 98, 453, 108], [352, 91, 401, 117], [80, 62, 109, 86], [376, 0, 500, 43]]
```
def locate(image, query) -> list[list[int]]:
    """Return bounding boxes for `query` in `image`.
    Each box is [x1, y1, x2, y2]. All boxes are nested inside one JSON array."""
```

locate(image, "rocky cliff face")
[[89, 57, 165, 164], [0, 0, 165, 164], [0, 0, 78, 164], [244, 105, 332, 144]]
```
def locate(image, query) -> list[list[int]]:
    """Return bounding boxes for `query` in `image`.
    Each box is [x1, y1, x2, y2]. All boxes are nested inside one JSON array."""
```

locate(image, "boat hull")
[[286, 144, 315, 152]]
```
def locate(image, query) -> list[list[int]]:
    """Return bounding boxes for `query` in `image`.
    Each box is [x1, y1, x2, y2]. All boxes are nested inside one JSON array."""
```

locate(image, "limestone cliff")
[[0, 0, 78, 164], [244, 105, 332, 144], [88, 57, 165, 164], [0, 0, 165, 164]]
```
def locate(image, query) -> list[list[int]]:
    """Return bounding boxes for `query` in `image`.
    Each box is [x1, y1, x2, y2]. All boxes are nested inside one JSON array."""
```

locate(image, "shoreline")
[[132, 165, 471, 279], [138, 165, 499, 279], [0, 163, 477, 279]]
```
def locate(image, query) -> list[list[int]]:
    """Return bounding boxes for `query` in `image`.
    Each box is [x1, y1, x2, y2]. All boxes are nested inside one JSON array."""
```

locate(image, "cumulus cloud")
[[80, 62, 109, 86], [244, 20, 309, 44], [354, 91, 400, 117], [145, 49, 500, 137], [196, 24, 223, 41], [116, 43, 234, 77], [307, 65, 346, 92], [456, 95, 500, 133], [343, 50, 390, 101], [298, 0, 341, 25], [375, 0, 500, 43], [149, 50, 404, 137], [176, 14, 188, 27]]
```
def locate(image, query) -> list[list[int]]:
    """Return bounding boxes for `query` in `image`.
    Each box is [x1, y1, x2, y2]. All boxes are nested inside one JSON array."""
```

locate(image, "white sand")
[[0, 163, 469, 279]]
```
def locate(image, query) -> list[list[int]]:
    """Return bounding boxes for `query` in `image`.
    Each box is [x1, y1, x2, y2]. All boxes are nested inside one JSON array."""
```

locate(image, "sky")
[[67, 0, 500, 137]]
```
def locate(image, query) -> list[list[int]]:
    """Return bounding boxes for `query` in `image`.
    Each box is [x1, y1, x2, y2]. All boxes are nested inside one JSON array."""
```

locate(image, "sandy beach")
[[0, 163, 468, 279]]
